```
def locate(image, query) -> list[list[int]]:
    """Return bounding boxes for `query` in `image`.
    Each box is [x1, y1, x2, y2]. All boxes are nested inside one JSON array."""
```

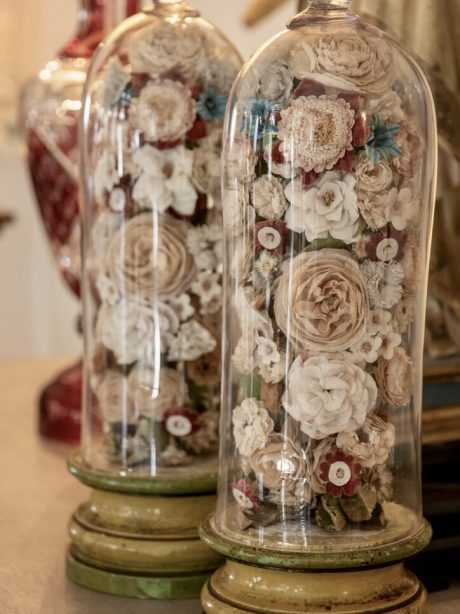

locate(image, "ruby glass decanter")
[[21, 0, 140, 444], [66, 0, 242, 598], [200, 1, 438, 612]]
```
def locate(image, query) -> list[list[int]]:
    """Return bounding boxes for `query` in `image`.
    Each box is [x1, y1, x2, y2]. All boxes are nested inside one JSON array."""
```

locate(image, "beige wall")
[[0, 0, 296, 359]]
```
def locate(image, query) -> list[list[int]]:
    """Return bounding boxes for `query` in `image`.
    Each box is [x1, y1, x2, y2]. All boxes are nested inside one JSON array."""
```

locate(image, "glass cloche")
[[77, 0, 241, 488], [209, 0, 437, 561]]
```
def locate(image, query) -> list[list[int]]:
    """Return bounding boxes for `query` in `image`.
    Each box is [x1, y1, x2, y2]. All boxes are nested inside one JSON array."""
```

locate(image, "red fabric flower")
[[364, 225, 407, 262], [352, 116, 371, 148], [162, 408, 201, 438], [300, 168, 320, 187], [186, 118, 208, 141], [334, 150, 356, 173], [319, 450, 362, 498], [270, 141, 285, 165], [255, 220, 287, 254]]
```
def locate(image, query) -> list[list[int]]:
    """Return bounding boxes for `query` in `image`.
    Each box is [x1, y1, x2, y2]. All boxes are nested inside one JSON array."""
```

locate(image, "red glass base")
[[39, 360, 82, 444]]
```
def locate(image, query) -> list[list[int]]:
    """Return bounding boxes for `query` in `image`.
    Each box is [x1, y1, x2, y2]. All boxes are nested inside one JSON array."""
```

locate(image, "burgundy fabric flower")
[[334, 150, 356, 173], [270, 141, 285, 164], [186, 118, 208, 141], [352, 116, 371, 148], [163, 408, 201, 438], [255, 220, 287, 254], [294, 78, 326, 98], [364, 225, 407, 262], [300, 168, 320, 187], [319, 449, 362, 498]]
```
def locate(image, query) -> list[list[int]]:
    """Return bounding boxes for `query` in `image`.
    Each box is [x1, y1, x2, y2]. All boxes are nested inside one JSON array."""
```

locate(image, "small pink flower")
[[255, 220, 287, 254], [231, 479, 260, 512], [163, 408, 200, 438], [319, 450, 362, 498]]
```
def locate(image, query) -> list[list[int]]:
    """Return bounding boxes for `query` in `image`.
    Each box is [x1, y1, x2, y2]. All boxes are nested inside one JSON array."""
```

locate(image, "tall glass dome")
[[211, 0, 437, 559], [77, 0, 241, 489]]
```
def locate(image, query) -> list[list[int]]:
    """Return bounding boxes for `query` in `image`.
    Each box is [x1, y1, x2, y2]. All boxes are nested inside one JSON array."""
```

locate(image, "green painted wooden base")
[[67, 550, 210, 600], [67, 485, 221, 599]]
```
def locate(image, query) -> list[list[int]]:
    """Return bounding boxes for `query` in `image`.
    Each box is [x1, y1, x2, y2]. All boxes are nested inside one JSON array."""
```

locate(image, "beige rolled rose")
[[127, 365, 182, 421], [274, 249, 368, 352], [108, 213, 196, 300], [336, 414, 395, 468], [250, 434, 306, 490], [375, 347, 413, 407], [95, 371, 136, 424]]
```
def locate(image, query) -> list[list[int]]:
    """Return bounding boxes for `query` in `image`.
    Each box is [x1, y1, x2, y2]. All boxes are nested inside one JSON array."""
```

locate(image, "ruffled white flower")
[[351, 332, 382, 363], [232, 398, 274, 457], [132, 145, 197, 216], [232, 332, 257, 374], [167, 320, 216, 361], [337, 414, 395, 468], [169, 294, 195, 321], [379, 329, 402, 360], [257, 62, 293, 104], [96, 273, 120, 306], [368, 90, 404, 122], [255, 336, 281, 366], [361, 261, 404, 309], [94, 152, 119, 205], [278, 95, 354, 174], [130, 79, 196, 143], [129, 20, 205, 80], [102, 57, 130, 107], [259, 352, 287, 384], [283, 353, 377, 439], [285, 171, 360, 243], [253, 175, 287, 220], [385, 184, 418, 231], [96, 299, 156, 365], [191, 271, 221, 313], [109, 187, 126, 213], [367, 309, 392, 335]]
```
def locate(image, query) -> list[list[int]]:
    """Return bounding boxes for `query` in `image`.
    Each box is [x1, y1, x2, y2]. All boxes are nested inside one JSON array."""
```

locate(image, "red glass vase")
[[22, 0, 140, 444]]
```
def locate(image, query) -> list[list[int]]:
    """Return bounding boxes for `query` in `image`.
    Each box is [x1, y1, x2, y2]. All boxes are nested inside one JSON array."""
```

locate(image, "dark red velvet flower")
[[352, 116, 371, 148], [186, 118, 208, 141], [300, 168, 320, 187], [334, 150, 356, 173], [319, 450, 362, 498], [364, 225, 407, 262]]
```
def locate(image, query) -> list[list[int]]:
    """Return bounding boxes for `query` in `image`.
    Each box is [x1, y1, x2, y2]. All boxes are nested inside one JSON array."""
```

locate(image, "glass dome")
[[215, 0, 437, 554], [78, 0, 241, 489]]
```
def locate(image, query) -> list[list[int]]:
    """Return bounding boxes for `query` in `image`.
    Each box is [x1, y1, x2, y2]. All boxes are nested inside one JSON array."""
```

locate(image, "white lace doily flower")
[[278, 95, 354, 174], [283, 353, 377, 439], [232, 398, 274, 457], [129, 20, 205, 80], [167, 320, 216, 361], [253, 175, 287, 220], [132, 145, 197, 215], [361, 260, 404, 309], [285, 171, 359, 243], [130, 79, 196, 143]]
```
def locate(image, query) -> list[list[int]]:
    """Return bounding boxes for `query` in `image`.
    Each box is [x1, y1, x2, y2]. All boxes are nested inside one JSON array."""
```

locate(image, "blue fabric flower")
[[197, 89, 227, 123], [365, 115, 402, 165], [241, 99, 280, 141]]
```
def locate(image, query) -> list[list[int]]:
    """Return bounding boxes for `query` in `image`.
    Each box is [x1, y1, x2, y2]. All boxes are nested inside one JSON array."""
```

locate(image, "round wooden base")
[[201, 560, 428, 613], [67, 488, 221, 599]]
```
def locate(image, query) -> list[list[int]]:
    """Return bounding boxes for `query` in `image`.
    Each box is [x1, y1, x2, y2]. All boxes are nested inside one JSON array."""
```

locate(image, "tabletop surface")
[[1, 356, 459, 614]]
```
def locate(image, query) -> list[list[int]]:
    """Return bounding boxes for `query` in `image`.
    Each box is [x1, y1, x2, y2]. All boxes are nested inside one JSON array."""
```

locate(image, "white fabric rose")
[[258, 62, 293, 104], [232, 398, 274, 457], [167, 320, 216, 361], [285, 171, 360, 243], [253, 175, 287, 220], [283, 353, 377, 439]]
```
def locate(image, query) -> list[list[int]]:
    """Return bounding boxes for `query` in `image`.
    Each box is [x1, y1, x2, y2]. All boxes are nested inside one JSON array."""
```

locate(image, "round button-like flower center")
[[376, 238, 399, 262], [328, 461, 351, 486], [165, 415, 192, 437], [258, 227, 282, 250], [232, 488, 254, 510]]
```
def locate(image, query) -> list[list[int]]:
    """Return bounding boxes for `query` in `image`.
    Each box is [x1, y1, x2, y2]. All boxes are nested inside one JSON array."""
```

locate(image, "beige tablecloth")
[[0, 356, 458, 614]]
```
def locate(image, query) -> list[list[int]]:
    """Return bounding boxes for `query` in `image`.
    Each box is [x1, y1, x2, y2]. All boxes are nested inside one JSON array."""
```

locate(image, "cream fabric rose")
[[336, 414, 395, 468], [313, 33, 393, 95], [355, 154, 393, 195], [283, 353, 377, 439], [274, 250, 368, 352], [108, 213, 196, 301], [232, 398, 274, 457], [375, 346, 413, 407], [128, 365, 182, 421], [95, 371, 136, 424], [250, 434, 305, 490], [130, 79, 196, 143], [285, 171, 359, 244], [129, 21, 205, 80], [253, 175, 287, 220], [278, 95, 354, 174]]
